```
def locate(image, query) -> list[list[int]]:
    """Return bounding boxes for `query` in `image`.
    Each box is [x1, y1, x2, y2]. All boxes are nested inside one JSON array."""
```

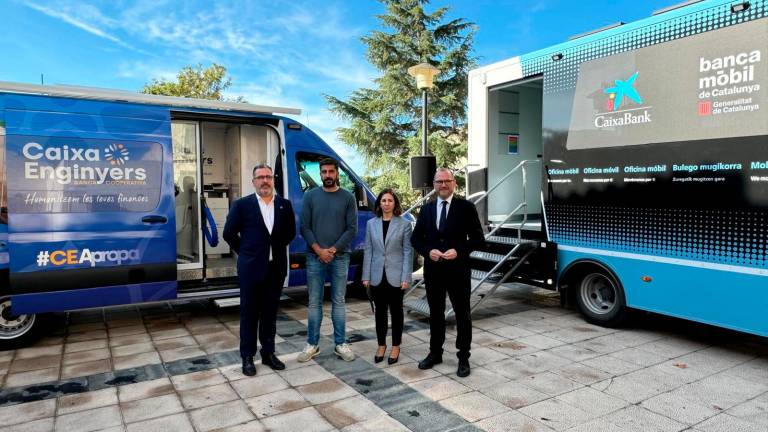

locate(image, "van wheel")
[[575, 271, 628, 327], [0, 296, 43, 350]]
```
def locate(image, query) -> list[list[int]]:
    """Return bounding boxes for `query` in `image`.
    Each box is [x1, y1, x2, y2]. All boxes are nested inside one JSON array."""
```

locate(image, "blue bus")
[[466, 0, 768, 336], [0, 82, 376, 348]]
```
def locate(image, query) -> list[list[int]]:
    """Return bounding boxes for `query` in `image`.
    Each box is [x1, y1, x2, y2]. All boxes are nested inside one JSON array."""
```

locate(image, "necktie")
[[439, 200, 448, 232]]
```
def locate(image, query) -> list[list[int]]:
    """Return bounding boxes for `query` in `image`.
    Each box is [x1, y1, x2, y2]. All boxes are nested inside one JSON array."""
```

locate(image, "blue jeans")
[[306, 253, 350, 345]]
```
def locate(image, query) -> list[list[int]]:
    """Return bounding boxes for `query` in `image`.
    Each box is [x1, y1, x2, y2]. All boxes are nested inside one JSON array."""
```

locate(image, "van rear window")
[[5, 136, 162, 213]]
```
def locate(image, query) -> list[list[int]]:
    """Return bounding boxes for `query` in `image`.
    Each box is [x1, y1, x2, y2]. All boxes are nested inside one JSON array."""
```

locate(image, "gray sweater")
[[300, 187, 358, 253]]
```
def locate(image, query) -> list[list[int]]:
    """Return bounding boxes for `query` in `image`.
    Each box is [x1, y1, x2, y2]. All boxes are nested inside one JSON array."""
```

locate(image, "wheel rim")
[[579, 273, 617, 316], [0, 297, 36, 340]]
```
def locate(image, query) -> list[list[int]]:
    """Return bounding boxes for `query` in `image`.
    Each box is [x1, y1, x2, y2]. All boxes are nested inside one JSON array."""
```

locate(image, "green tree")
[[326, 0, 476, 207], [141, 63, 244, 101]]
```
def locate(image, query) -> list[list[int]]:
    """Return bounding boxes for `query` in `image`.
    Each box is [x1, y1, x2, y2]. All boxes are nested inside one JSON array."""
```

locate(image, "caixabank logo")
[[594, 71, 653, 129]]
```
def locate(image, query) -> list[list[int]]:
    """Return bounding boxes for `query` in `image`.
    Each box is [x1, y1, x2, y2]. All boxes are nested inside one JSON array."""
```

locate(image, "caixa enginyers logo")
[[22, 141, 146, 185], [594, 71, 653, 128]]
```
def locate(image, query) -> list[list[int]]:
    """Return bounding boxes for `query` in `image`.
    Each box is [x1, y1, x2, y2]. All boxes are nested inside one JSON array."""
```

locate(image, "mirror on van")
[[355, 184, 370, 210]]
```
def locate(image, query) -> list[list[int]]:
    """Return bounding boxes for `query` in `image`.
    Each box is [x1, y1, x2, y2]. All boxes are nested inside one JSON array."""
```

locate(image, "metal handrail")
[[470, 159, 540, 206]]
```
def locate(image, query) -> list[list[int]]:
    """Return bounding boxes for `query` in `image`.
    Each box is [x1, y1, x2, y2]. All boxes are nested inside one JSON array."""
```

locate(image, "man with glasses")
[[411, 168, 484, 377], [298, 157, 358, 362], [224, 164, 296, 376]]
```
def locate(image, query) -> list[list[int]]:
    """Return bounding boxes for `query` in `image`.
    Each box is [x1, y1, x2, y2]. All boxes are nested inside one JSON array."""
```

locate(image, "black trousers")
[[372, 277, 404, 346], [239, 260, 284, 359], [425, 263, 472, 360]]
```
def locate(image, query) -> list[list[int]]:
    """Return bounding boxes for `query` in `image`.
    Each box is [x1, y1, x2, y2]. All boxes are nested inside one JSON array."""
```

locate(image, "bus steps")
[[403, 231, 537, 319]]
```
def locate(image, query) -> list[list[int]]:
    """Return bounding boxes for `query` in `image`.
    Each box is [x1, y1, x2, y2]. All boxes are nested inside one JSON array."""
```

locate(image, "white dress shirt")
[[257, 194, 275, 260], [436, 194, 453, 230]]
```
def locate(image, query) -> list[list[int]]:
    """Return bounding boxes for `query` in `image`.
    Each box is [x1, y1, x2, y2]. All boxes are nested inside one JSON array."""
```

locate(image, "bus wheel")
[[0, 297, 42, 350], [575, 271, 628, 327]]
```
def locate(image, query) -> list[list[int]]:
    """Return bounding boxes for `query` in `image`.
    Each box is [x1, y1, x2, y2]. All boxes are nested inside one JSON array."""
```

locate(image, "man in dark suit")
[[223, 163, 296, 376], [411, 167, 484, 377]]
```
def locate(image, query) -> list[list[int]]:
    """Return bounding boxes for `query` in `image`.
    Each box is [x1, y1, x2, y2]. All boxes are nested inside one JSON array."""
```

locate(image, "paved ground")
[[0, 283, 766, 432]]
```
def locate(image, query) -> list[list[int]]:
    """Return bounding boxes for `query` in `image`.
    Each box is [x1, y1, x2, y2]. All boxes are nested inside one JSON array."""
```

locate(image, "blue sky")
[[2, 0, 673, 174]]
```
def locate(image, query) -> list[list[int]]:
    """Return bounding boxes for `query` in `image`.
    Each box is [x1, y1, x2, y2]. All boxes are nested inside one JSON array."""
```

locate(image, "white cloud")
[[25, 2, 133, 49]]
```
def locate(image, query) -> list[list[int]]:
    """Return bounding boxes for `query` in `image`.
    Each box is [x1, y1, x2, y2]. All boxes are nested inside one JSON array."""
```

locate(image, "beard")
[[322, 177, 338, 187]]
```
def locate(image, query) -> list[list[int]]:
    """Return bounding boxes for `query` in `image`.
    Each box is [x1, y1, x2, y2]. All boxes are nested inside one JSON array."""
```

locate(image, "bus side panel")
[[4, 94, 177, 313], [558, 249, 768, 337]]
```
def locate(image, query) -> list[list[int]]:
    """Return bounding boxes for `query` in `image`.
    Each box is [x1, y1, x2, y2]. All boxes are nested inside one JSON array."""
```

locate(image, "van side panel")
[[3, 93, 177, 312]]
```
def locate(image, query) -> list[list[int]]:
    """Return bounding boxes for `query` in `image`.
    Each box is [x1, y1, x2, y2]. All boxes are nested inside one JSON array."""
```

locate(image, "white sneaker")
[[335, 343, 355, 361], [297, 344, 320, 362]]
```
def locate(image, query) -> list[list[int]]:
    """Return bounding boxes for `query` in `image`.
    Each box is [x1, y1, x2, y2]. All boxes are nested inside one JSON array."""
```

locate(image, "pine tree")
[[326, 0, 476, 206]]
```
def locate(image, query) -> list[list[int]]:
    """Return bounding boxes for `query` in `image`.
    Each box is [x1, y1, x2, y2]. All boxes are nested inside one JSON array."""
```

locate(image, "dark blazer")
[[411, 196, 484, 278], [223, 193, 296, 284]]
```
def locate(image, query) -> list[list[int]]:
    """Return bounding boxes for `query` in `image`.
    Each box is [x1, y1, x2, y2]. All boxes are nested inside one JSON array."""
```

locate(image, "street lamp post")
[[407, 62, 441, 156]]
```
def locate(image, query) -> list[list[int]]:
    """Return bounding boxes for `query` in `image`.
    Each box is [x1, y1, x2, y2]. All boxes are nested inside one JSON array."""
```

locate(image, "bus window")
[[295, 152, 366, 209]]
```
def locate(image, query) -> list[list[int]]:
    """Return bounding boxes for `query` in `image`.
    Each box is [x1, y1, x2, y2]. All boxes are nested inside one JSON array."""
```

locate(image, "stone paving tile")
[[439, 391, 510, 423], [564, 418, 627, 432], [450, 366, 509, 391], [479, 380, 549, 409], [153, 335, 198, 351], [14, 345, 62, 360], [245, 388, 310, 419], [57, 387, 117, 415], [340, 414, 411, 432], [554, 362, 613, 385], [110, 342, 155, 358], [468, 346, 510, 366], [694, 413, 766, 432], [580, 354, 643, 376], [556, 386, 627, 418], [409, 375, 473, 401], [727, 393, 768, 428], [213, 420, 267, 432], [608, 347, 668, 367], [121, 393, 184, 423], [488, 325, 536, 340], [64, 339, 108, 354], [723, 357, 768, 382], [677, 372, 767, 411], [4, 367, 59, 388], [61, 359, 112, 379], [62, 348, 111, 366], [546, 344, 602, 363], [230, 374, 290, 399], [112, 351, 161, 370], [0, 399, 55, 427], [189, 400, 256, 432], [10, 355, 61, 373], [179, 382, 238, 410], [296, 377, 358, 405], [125, 413, 195, 432], [108, 333, 152, 348], [171, 369, 227, 391], [516, 371, 584, 397], [315, 395, 385, 429], [279, 364, 336, 387], [117, 377, 175, 402], [261, 406, 335, 432], [477, 412, 555, 431], [641, 390, 720, 425], [384, 362, 441, 383], [66, 330, 108, 343], [519, 397, 592, 431], [54, 405, 122, 432], [0, 417, 55, 432], [517, 334, 567, 350], [159, 346, 207, 362], [602, 405, 687, 432]]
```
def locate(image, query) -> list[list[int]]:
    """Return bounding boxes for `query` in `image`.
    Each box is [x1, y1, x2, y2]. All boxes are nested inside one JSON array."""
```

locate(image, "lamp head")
[[407, 62, 441, 89]]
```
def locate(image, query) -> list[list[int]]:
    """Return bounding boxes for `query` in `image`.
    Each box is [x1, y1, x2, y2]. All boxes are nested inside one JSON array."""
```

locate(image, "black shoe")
[[374, 346, 386, 364], [418, 353, 442, 370], [457, 359, 471, 378], [261, 353, 286, 371], [242, 357, 257, 376], [388, 346, 400, 365]]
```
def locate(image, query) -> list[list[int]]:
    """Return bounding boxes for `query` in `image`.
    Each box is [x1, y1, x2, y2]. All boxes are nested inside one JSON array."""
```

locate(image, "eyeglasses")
[[253, 175, 274, 181], [433, 179, 454, 185]]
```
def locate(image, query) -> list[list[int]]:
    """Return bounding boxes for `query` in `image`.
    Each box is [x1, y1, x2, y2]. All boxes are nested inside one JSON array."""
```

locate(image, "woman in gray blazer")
[[362, 189, 413, 364]]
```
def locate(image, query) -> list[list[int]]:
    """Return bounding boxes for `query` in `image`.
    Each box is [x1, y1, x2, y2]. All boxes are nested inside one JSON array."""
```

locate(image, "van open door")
[[3, 96, 177, 313]]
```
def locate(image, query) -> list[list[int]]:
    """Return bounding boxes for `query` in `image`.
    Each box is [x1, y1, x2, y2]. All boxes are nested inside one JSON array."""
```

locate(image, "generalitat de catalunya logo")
[[594, 71, 652, 128]]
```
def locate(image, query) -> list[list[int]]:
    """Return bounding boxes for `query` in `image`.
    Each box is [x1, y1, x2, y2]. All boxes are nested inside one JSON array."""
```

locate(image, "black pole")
[[421, 89, 428, 156]]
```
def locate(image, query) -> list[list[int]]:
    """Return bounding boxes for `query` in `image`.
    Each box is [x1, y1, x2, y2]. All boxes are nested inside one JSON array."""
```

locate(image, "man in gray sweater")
[[297, 158, 358, 362]]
